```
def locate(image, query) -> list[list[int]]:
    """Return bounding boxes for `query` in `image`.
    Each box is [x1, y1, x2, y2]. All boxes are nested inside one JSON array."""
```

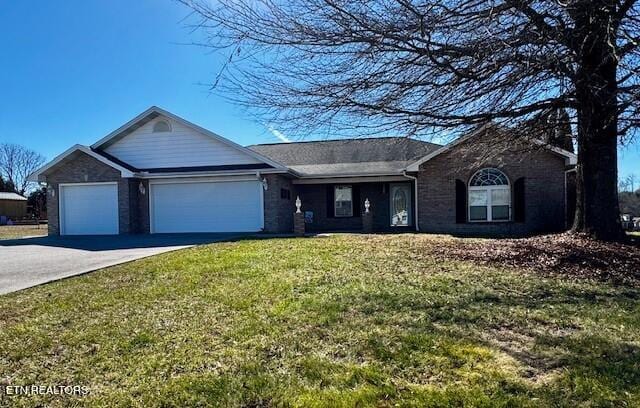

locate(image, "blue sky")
[[0, 0, 638, 179]]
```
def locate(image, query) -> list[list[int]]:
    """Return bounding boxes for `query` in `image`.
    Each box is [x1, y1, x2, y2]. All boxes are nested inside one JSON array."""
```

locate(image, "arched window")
[[152, 120, 171, 133], [468, 168, 510, 221]]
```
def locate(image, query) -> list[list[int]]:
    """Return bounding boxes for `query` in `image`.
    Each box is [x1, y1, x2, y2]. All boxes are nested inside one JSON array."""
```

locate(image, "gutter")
[[402, 171, 420, 232]]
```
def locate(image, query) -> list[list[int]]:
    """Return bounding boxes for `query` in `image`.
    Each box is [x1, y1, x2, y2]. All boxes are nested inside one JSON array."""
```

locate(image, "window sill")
[[468, 220, 513, 224]]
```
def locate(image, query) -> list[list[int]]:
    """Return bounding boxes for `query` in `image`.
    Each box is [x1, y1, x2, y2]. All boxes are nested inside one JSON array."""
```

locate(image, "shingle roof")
[[0, 192, 27, 201], [248, 137, 441, 177]]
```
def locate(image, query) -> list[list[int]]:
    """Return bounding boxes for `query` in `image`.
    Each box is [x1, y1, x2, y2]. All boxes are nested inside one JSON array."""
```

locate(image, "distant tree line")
[[0, 143, 46, 218], [0, 143, 45, 195], [619, 174, 640, 216]]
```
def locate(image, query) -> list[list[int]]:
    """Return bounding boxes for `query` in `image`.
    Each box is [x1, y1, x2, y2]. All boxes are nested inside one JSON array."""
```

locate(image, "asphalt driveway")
[[0, 234, 243, 295]]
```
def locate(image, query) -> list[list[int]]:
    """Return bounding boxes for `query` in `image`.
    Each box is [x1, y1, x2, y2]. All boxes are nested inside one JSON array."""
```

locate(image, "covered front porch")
[[292, 176, 416, 233]]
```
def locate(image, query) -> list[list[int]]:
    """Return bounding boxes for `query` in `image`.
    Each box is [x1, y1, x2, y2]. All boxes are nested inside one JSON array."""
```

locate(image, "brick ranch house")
[[30, 106, 576, 236]]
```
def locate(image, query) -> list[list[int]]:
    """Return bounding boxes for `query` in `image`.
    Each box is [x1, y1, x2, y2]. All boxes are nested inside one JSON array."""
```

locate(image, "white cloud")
[[266, 125, 291, 143]]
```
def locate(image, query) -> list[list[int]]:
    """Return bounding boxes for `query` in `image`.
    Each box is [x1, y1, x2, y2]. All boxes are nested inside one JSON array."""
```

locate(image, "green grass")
[[0, 224, 47, 240], [1, 234, 639, 407]]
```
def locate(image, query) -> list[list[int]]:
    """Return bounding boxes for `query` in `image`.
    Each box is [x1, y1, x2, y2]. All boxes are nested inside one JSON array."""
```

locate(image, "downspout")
[[403, 171, 419, 232]]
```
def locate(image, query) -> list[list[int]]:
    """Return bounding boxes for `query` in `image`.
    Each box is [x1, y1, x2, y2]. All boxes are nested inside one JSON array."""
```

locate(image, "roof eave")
[[28, 145, 135, 182], [137, 168, 293, 179]]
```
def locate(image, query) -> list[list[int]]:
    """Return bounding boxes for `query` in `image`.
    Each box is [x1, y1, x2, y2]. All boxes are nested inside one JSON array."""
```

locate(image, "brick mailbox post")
[[293, 196, 305, 236]]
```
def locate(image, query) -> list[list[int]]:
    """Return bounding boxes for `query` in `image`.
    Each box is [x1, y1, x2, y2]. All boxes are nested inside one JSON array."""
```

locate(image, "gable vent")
[[152, 120, 171, 133]]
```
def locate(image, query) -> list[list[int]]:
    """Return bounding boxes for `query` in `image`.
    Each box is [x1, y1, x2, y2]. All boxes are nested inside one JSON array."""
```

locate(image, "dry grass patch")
[[0, 224, 47, 240]]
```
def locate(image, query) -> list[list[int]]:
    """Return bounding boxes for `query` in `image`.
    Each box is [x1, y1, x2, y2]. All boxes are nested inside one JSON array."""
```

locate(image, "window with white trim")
[[468, 168, 510, 221], [334, 185, 353, 217]]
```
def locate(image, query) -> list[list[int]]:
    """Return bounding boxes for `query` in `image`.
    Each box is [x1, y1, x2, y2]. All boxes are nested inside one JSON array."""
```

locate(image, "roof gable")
[[92, 107, 287, 171], [28, 145, 135, 182], [405, 124, 577, 171]]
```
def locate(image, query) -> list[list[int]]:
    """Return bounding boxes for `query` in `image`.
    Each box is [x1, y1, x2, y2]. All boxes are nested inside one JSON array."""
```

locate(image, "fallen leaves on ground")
[[430, 233, 640, 286]]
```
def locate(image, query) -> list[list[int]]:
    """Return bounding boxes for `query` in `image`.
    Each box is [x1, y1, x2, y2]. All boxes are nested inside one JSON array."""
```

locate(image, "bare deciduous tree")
[[0, 143, 46, 195], [180, 0, 640, 240]]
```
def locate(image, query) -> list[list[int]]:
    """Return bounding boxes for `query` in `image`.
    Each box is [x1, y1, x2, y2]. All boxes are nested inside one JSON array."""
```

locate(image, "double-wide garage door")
[[150, 180, 263, 233], [59, 180, 264, 235]]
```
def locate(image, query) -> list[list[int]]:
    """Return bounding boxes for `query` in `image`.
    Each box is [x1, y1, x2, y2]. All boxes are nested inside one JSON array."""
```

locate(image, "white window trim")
[[334, 185, 353, 218], [468, 185, 511, 222], [468, 168, 511, 223]]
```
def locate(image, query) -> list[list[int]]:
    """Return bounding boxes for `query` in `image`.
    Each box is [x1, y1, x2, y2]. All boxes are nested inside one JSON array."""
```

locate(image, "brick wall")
[[417, 136, 567, 236], [296, 182, 414, 232], [262, 175, 296, 233], [45, 151, 133, 235]]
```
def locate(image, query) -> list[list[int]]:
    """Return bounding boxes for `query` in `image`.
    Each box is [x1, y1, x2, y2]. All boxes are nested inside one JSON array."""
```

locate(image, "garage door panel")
[[61, 183, 119, 235], [151, 181, 263, 233]]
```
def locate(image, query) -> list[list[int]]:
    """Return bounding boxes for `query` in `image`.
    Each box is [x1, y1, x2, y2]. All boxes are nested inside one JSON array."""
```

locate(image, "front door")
[[390, 183, 411, 226]]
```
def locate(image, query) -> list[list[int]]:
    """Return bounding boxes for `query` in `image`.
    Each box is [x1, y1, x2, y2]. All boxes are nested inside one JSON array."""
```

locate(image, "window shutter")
[[326, 185, 335, 218], [352, 185, 361, 217], [455, 179, 467, 223], [514, 177, 525, 222]]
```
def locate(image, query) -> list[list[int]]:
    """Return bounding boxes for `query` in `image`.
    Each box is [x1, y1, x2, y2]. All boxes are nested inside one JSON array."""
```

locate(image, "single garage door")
[[150, 180, 263, 233], [60, 183, 119, 235]]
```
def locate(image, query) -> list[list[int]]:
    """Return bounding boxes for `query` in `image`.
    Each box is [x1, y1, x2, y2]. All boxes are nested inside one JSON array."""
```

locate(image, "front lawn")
[[0, 224, 47, 240], [1, 235, 639, 407]]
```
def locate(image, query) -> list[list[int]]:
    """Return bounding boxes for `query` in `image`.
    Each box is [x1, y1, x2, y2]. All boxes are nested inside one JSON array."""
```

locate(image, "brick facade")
[[262, 175, 297, 233], [417, 136, 568, 236], [295, 182, 415, 232], [45, 151, 133, 235], [44, 141, 568, 237]]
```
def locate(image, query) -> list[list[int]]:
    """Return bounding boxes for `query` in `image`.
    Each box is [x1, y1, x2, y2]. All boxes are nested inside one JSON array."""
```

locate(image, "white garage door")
[[60, 183, 119, 235], [150, 180, 263, 233]]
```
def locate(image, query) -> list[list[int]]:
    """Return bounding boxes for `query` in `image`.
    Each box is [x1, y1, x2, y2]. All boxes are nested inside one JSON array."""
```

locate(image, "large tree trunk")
[[571, 1, 625, 241]]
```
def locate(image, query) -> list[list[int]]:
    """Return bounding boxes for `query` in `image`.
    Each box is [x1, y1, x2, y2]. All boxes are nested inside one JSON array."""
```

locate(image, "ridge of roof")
[[248, 136, 441, 147]]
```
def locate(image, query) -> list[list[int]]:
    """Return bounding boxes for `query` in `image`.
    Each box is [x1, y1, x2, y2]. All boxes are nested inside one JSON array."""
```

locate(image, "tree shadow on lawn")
[[327, 281, 640, 406]]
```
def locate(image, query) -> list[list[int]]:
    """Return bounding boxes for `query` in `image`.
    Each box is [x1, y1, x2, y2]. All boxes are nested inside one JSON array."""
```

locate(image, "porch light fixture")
[[295, 196, 302, 213], [50, 187, 55, 197], [139, 182, 146, 195], [262, 177, 269, 191], [364, 198, 370, 213]]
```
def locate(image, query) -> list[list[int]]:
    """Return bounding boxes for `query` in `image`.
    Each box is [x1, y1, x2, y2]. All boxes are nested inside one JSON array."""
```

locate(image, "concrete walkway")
[[0, 234, 243, 295]]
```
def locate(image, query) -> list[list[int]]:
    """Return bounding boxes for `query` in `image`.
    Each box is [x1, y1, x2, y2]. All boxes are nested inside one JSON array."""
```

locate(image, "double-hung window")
[[334, 185, 353, 217], [468, 168, 511, 222]]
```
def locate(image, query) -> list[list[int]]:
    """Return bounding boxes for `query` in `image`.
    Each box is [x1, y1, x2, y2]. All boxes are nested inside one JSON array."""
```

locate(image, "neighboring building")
[[0, 192, 28, 222], [29, 107, 576, 236]]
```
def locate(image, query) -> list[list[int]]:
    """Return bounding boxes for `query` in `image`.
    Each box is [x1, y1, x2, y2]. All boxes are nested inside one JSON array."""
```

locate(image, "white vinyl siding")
[[150, 180, 263, 233], [104, 118, 261, 169], [59, 183, 119, 235]]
